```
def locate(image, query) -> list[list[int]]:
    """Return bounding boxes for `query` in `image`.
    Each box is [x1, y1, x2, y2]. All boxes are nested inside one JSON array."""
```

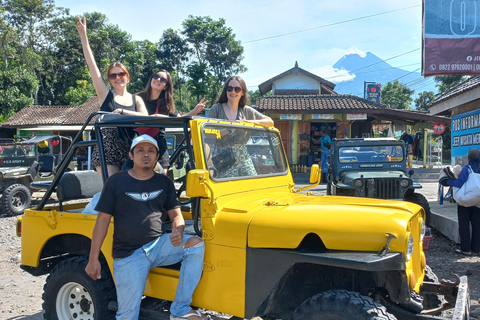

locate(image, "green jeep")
[[0, 135, 72, 216], [327, 138, 432, 225]]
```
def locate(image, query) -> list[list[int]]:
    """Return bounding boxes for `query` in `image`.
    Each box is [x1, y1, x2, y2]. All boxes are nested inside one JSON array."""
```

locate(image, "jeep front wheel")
[[43, 256, 116, 320], [404, 193, 431, 226], [1, 184, 31, 216], [290, 290, 397, 320]]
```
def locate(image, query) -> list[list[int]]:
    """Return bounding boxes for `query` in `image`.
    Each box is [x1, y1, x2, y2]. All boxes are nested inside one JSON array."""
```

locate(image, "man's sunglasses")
[[226, 86, 242, 93], [152, 74, 168, 83], [108, 72, 126, 80]]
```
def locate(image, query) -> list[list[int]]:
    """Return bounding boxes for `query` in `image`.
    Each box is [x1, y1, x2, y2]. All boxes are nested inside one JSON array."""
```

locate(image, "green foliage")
[[1, 2, 246, 117], [381, 80, 414, 109], [414, 91, 436, 111], [434, 75, 466, 94], [374, 128, 389, 138]]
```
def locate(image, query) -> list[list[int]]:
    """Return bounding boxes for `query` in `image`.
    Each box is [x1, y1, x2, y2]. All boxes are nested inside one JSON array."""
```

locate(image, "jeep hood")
[[340, 170, 407, 182], [247, 194, 420, 252]]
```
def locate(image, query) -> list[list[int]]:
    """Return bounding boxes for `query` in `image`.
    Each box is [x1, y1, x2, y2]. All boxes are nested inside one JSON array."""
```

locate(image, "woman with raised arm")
[[136, 70, 208, 173], [76, 16, 148, 178]]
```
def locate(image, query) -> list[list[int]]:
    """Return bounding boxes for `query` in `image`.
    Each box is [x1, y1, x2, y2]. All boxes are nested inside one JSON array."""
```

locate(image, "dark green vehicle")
[[327, 138, 432, 225], [0, 135, 72, 216]]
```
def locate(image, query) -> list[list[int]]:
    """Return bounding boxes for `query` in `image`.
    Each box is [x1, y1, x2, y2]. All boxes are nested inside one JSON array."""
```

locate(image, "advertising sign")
[[432, 122, 446, 134], [280, 114, 302, 120], [451, 108, 480, 157], [365, 83, 381, 103], [312, 114, 335, 120], [423, 0, 480, 76], [347, 114, 367, 120]]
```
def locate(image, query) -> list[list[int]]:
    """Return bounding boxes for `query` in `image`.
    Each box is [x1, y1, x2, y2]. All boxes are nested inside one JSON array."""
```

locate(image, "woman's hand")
[[76, 16, 87, 38], [184, 98, 209, 116]]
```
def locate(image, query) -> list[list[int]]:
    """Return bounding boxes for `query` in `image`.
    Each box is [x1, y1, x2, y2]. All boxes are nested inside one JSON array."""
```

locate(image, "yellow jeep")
[[17, 113, 469, 319]]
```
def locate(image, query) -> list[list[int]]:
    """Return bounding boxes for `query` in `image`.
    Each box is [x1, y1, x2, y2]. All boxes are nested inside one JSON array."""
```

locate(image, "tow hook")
[[378, 233, 397, 256]]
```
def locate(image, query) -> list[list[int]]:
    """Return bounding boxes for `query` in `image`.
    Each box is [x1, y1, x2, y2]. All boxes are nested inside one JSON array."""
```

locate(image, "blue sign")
[[451, 108, 480, 157]]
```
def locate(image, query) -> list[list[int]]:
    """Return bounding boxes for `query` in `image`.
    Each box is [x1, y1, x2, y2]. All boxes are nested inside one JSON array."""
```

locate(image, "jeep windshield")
[[201, 123, 288, 180], [339, 145, 404, 163]]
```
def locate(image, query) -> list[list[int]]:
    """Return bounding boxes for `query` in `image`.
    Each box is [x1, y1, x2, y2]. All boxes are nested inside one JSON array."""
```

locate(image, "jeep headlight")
[[420, 219, 426, 241], [354, 179, 364, 188], [400, 179, 410, 188], [406, 233, 414, 261]]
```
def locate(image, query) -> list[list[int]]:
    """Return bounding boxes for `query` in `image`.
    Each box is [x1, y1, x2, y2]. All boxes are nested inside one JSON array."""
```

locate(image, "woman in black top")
[[77, 16, 148, 179], [136, 70, 207, 173]]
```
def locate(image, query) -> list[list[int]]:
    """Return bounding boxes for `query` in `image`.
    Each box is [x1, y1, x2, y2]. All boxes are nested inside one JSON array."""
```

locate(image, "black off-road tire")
[[422, 265, 447, 312], [290, 290, 397, 320], [1, 184, 31, 216], [404, 192, 431, 226], [42, 256, 116, 320]]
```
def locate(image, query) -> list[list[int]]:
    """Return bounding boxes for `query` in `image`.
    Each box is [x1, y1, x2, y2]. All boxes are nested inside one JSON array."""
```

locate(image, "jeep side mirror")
[[408, 169, 414, 178], [310, 164, 320, 184], [186, 169, 210, 198]]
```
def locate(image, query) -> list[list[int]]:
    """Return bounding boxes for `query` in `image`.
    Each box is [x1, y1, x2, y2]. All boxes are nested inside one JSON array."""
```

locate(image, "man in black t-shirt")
[[85, 134, 205, 320]]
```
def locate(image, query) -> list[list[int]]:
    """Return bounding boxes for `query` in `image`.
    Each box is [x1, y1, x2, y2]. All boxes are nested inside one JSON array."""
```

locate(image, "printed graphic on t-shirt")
[[125, 190, 163, 201]]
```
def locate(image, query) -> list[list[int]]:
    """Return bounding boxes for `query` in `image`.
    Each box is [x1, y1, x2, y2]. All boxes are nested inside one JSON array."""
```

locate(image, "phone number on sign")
[[438, 64, 479, 71]]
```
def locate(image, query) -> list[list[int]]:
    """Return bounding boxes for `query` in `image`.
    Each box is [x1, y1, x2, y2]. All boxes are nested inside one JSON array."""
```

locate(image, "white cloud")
[[309, 66, 356, 84]]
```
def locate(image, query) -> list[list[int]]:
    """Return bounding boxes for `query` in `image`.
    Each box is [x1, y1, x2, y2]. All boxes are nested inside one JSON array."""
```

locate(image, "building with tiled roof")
[[0, 96, 100, 137], [255, 63, 449, 165], [428, 76, 480, 165]]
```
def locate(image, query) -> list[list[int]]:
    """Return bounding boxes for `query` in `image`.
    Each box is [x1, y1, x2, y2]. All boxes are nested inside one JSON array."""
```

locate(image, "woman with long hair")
[[76, 16, 148, 178], [209, 76, 273, 127], [136, 70, 207, 172], [207, 76, 273, 178]]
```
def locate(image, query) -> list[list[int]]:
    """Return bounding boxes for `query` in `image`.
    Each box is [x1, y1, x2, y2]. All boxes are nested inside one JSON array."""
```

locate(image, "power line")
[[243, 5, 420, 44]]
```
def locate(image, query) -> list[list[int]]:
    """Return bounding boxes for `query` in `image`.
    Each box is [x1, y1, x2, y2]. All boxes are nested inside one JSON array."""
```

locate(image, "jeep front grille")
[[366, 178, 401, 199]]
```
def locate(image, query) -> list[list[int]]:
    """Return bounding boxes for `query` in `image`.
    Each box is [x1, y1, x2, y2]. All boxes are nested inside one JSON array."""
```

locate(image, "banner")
[[423, 0, 480, 76], [365, 83, 381, 103], [451, 108, 480, 157]]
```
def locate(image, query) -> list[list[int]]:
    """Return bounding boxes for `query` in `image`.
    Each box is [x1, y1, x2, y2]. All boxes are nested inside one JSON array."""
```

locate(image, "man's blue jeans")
[[113, 233, 205, 319]]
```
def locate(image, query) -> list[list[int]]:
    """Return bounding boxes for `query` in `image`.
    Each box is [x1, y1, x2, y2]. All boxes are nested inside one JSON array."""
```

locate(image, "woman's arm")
[[77, 16, 109, 102], [243, 116, 274, 128], [184, 98, 208, 116]]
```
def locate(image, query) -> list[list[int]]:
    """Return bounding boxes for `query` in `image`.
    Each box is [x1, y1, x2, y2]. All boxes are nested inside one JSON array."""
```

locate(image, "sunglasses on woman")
[[226, 86, 242, 93], [152, 74, 168, 83], [108, 72, 127, 80], [108, 72, 126, 80]]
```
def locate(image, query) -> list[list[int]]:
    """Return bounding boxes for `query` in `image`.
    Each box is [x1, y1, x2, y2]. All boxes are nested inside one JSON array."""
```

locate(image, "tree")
[[434, 75, 466, 94], [381, 80, 414, 109], [182, 15, 247, 104], [414, 91, 436, 111]]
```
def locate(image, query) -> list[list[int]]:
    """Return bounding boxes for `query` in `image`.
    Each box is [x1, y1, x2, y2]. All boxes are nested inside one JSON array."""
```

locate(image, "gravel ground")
[[0, 185, 479, 319]]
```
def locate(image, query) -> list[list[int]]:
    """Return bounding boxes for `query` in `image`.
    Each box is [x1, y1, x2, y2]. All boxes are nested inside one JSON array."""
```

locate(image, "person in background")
[[320, 143, 331, 183], [85, 134, 205, 320], [319, 131, 331, 154], [439, 149, 480, 256], [77, 16, 148, 179], [135, 70, 208, 173], [401, 131, 414, 168]]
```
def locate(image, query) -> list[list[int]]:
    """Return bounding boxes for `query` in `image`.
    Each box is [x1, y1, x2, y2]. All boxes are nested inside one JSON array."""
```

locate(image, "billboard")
[[364, 82, 381, 103], [451, 108, 480, 158], [423, 0, 480, 76]]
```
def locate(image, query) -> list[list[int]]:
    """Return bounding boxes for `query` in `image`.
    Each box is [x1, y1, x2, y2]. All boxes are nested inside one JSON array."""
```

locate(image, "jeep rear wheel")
[[404, 193, 431, 226], [1, 184, 31, 216], [43, 256, 116, 320], [290, 290, 397, 320]]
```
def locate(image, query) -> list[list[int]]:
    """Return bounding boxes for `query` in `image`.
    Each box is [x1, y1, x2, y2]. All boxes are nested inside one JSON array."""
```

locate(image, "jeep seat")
[[56, 170, 103, 211]]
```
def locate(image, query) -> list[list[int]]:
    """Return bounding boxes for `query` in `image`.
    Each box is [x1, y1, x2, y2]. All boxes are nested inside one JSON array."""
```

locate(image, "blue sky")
[[55, 0, 423, 91]]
